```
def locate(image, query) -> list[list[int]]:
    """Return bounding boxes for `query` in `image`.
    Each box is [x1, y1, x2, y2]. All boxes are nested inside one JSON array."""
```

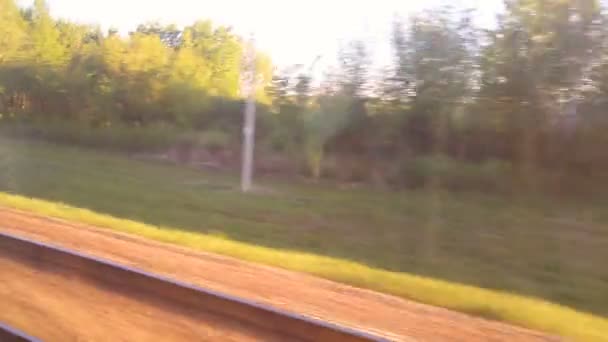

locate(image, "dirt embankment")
[[0, 256, 286, 341], [0, 207, 558, 342]]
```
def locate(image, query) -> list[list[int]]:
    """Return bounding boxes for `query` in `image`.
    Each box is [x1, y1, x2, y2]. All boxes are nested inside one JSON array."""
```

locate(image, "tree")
[[479, 0, 603, 181], [254, 52, 273, 105], [187, 21, 243, 98], [0, 0, 26, 63], [165, 35, 211, 125], [0, 0, 275, 130], [327, 41, 371, 155], [28, 0, 67, 66], [135, 22, 181, 48], [120, 33, 170, 124], [391, 8, 478, 156], [337, 40, 370, 98], [303, 93, 352, 179]]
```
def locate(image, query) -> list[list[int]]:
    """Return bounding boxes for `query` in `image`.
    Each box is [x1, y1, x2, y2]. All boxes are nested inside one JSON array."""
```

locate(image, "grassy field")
[[0, 138, 607, 340]]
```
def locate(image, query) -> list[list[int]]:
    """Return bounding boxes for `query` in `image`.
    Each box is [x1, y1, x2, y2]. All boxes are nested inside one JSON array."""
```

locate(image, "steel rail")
[[0, 322, 41, 342], [0, 231, 390, 342]]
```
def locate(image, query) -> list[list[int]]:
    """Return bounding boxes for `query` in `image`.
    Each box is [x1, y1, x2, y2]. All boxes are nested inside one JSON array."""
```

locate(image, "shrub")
[[321, 155, 372, 183], [397, 155, 515, 193], [174, 130, 232, 153], [0, 121, 179, 152], [196, 130, 232, 151], [264, 129, 296, 153]]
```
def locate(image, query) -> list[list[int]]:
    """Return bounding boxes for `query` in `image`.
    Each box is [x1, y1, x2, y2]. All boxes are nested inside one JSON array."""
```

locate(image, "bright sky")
[[18, 0, 502, 71]]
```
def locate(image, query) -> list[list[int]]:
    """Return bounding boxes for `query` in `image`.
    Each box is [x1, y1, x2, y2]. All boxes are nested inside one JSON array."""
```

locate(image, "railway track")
[[0, 231, 389, 342], [0, 322, 40, 342]]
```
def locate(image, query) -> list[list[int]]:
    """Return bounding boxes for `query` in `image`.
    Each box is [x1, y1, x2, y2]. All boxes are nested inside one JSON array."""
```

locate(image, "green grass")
[[0, 138, 607, 341]]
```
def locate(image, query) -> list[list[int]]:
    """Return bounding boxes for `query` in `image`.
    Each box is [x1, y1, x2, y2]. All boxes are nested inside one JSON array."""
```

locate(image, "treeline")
[[1, 0, 608, 194], [0, 0, 272, 126]]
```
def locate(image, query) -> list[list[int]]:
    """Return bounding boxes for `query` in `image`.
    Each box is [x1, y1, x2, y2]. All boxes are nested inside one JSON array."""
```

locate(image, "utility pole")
[[241, 35, 256, 192]]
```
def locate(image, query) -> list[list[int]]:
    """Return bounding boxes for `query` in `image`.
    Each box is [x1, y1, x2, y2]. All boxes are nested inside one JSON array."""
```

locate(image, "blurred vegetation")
[[396, 156, 516, 193], [0, 121, 180, 151], [0, 0, 272, 125], [0, 0, 607, 195]]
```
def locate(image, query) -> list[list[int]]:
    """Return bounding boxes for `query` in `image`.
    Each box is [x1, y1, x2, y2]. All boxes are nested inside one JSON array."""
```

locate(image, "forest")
[[1, 0, 608, 195]]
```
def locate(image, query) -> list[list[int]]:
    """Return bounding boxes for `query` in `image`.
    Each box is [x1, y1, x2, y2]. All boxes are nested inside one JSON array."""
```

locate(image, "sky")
[[17, 0, 503, 71]]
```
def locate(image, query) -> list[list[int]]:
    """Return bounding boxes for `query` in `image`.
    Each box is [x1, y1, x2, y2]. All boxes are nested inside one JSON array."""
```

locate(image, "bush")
[[0, 120, 241, 165], [196, 130, 232, 151], [174, 129, 232, 152], [0, 121, 180, 152], [397, 155, 514, 193], [264, 129, 296, 153], [321, 155, 372, 183]]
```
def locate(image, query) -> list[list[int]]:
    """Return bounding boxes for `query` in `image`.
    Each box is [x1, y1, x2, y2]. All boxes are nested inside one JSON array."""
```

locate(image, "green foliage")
[[0, 0, 608, 191], [175, 129, 232, 151], [398, 155, 514, 192], [303, 94, 353, 179], [1, 0, 608, 193], [0, 0, 26, 63], [197, 130, 231, 150], [0, 0, 269, 128], [0, 121, 179, 152], [28, 0, 67, 66]]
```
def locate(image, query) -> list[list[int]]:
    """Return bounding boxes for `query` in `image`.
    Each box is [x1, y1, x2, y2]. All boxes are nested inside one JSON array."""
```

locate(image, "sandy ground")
[[0, 255, 287, 341], [0, 207, 559, 342]]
